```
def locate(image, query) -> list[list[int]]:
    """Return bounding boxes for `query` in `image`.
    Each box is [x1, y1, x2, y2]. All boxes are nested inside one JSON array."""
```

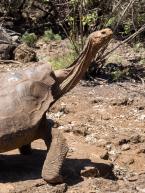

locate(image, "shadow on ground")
[[0, 149, 116, 185]]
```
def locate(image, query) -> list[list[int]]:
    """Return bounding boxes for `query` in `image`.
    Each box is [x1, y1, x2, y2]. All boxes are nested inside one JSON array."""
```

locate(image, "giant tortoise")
[[0, 29, 112, 184]]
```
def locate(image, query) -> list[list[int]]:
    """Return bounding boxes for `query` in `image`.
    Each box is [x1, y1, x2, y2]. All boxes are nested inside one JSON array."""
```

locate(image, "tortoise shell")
[[0, 63, 56, 148]]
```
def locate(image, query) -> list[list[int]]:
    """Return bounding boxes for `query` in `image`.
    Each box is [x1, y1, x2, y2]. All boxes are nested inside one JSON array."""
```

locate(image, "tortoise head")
[[88, 28, 113, 50]]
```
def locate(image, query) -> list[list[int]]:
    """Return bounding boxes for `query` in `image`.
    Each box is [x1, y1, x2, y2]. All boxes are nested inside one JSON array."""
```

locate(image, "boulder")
[[14, 43, 37, 63]]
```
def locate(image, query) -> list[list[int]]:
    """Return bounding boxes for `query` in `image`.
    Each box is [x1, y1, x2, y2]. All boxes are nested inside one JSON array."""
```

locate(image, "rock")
[[118, 138, 129, 145], [123, 157, 134, 165], [136, 187, 145, 193], [138, 114, 145, 120], [136, 145, 145, 154], [121, 144, 130, 151], [80, 163, 115, 180], [106, 144, 112, 151], [127, 158, 134, 165], [127, 175, 138, 182], [129, 134, 143, 144], [97, 139, 110, 147], [0, 27, 19, 60], [60, 107, 69, 114], [118, 134, 144, 146], [111, 97, 133, 106], [73, 127, 87, 136], [91, 97, 104, 104], [59, 103, 70, 114], [101, 114, 111, 120], [14, 44, 37, 63], [138, 106, 144, 111], [81, 166, 99, 178], [85, 133, 97, 144], [0, 43, 15, 60], [100, 150, 109, 160], [108, 149, 119, 162], [114, 165, 127, 177], [53, 121, 60, 128], [11, 35, 20, 42]]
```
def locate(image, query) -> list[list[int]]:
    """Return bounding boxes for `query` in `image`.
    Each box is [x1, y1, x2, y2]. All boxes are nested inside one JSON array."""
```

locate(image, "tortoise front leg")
[[42, 128, 68, 184]]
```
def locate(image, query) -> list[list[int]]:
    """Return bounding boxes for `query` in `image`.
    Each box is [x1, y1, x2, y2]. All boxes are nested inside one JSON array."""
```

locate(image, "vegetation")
[[1, 0, 145, 81], [49, 51, 77, 70], [43, 29, 62, 42], [21, 32, 37, 47]]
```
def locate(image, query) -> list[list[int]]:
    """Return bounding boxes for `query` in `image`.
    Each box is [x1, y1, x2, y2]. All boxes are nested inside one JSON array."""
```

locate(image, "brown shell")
[[0, 63, 56, 137]]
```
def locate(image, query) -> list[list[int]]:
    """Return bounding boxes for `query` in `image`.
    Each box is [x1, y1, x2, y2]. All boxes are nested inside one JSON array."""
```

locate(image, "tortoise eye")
[[101, 31, 106, 35]]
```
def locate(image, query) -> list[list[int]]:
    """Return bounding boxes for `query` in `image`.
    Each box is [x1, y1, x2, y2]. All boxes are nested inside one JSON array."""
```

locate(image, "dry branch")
[[114, 0, 136, 31], [102, 24, 145, 60]]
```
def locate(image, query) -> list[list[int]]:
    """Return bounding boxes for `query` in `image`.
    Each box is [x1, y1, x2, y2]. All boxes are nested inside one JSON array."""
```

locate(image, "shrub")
[[49, 51, 77, 70], [21, 32, 37, 47], [43, 29, 61, 42]]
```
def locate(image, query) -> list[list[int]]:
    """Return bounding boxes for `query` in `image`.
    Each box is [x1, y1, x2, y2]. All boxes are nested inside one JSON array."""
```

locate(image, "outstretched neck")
[[55, 39, 98, 97], [54, 29, 112, 99]]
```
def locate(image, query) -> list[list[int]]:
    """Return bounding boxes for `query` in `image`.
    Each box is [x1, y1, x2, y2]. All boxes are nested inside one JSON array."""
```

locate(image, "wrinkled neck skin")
[[54, 38, 106, 99]]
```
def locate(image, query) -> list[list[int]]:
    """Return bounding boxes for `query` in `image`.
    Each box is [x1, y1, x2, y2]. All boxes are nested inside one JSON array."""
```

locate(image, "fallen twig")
[[0, 60, 22, 64]]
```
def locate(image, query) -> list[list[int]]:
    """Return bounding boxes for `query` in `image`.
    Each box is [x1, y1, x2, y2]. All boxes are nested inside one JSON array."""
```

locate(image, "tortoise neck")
[[54, 39, 99, 98]]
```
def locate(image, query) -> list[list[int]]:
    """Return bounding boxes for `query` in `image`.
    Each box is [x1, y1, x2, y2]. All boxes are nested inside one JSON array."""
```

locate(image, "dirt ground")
[[0, 80, 144, 193], [0, 40, 145, 193]]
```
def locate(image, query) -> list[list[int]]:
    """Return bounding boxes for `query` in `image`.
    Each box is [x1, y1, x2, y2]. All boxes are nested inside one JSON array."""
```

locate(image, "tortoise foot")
[[42, 174, 63, 184]]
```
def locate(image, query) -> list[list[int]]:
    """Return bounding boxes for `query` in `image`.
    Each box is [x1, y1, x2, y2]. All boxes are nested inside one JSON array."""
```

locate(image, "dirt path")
[[0, 80, 145, 193]]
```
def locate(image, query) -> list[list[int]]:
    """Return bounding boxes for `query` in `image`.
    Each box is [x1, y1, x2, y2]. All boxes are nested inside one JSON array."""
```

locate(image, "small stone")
[[68, 147, 76, 153], [53, 121, 60, 128], [130, 134, 143, 144], [73, 127, 87, 136], [127, 175, 138, 182], [97, 139, 109, 147], [106, 144, 112, 151], [85, 133, 97, 144], [81, 166, 99, 178], [136, 146, 145, 154], [91, 97, 104, 104], [111, 97, 133, 106], [128, 158, 134, 165], [101, 114, 111, 120], [55, 111, 65, 118], [118, 138, 129, 145], [136, 187, 145, 193], [59, 106, 69, 114], [123, 157, 134, 165], [138, 114, 145, 120], [100, 150, 109, 160], [108, 150, 119, 161], [121, 144, 130, 151], [11, 35, 19, 42], [138, 106, 144, 111]]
